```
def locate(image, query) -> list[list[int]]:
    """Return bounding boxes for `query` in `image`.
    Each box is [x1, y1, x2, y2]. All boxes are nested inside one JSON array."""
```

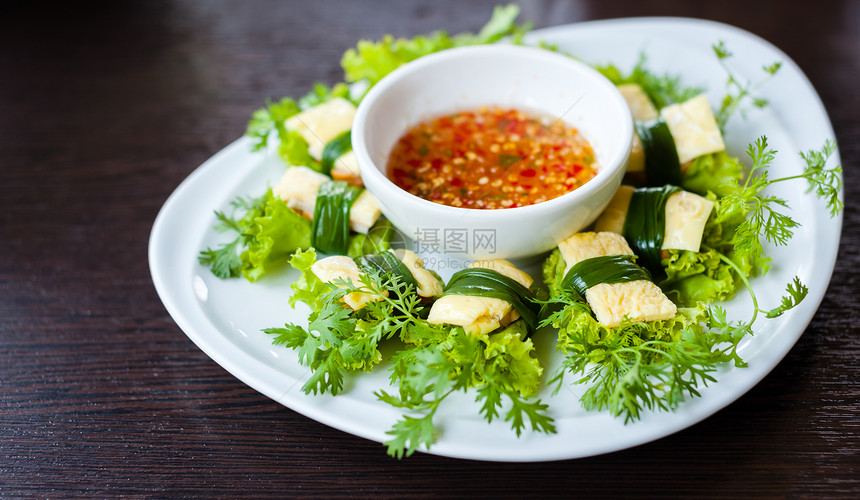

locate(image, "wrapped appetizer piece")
[[265, 248, 445, 396], [198, 167, 389, 281], [246, 84, 364, 183], [264, 249, 552, 458], [381, 258, 551, 457], [591, 182, 757, 306], [616, 84, 726, 188], [427, 259, 538, 335], [283, 97, 362, 181], [541, 231, 743, 422], [273, 166, 383, 254], [555, 232, 676, 327], [594, 185, 715, 275]]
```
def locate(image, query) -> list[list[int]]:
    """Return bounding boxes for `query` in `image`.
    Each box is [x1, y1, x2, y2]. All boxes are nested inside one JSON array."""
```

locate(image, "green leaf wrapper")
[[320, 130, 352, 176], [354, 252, 418, 292], [560, 255, 652, 298], [636, 118, 681, 187], [622, 185, 681, 275], [443, 268, 539, 334], [311, 180, 363, 255]]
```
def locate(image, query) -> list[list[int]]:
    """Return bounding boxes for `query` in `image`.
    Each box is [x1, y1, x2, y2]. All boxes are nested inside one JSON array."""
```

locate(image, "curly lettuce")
[[240, 191, 312, 281], [341, 4, 528, 88], [199, 190, 310, 281], [682, 151, 744, 197]]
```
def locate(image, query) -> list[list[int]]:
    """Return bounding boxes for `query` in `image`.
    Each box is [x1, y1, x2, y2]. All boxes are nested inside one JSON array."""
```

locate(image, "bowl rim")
[[352, 44, 633, 220]]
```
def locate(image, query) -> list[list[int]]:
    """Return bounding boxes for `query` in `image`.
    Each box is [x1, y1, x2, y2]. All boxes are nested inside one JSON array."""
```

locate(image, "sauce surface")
[[386, 107, 597, 209]]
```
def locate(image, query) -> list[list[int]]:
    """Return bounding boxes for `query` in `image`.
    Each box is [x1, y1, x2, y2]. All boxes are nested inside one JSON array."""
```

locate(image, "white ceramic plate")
[[149, 17, 842, 461]]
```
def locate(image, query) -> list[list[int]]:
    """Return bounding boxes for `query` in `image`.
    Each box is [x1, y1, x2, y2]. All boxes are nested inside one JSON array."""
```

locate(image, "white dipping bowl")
[[352, 44, 632, 260]]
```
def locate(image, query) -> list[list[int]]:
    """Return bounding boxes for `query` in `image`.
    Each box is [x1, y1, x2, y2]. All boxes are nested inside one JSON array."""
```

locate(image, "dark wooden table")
[[2, 1, 858, 497]]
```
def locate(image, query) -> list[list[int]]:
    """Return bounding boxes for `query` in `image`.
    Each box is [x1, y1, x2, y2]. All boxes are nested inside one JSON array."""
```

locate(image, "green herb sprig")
[[713, 40, 782, 132]]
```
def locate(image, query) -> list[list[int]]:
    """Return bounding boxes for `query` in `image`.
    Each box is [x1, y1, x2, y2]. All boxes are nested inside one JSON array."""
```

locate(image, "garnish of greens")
[[194, 4, 844, 458], [712, 40, 782, 132], [266, 249, 552, 458]]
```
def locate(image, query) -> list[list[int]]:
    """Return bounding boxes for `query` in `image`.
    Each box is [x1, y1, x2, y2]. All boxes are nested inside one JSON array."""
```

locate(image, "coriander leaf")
[[712, 40, 732, 59], [198, 237, 243, 279], [475, 384, 503, 423], [712, 40, 781, 131], [213, 210, 243, 233], [505, 390, 556, 436], [263, 324, 308, 349], [595, 52, 704, 109], [307, 292, 356, 348], [715, 136, 798, 260], [798, 139, 843, 217], [384, 413, 437, 459], [765, 277, 809, 318], [546, 302, 731, 423], [303, 349, 345, 396]]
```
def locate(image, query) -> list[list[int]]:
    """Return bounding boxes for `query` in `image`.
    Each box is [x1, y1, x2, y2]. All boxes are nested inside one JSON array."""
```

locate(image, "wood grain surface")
[[1, 0, 857, 497]]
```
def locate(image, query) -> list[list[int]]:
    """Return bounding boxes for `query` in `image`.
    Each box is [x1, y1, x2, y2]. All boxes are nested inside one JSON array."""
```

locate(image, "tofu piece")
[[272, 166, 381, 234], [627, 133, 646, 173], [311, 256, 385, 310], [285, 98, 356, 159], [618, 84, 659, 120], [472, 258, 533, 288], [392, 249, 443, 298], [427, 259, 534, 336], [348, 191, 381, 234], [660, 95, 725, 164], [618, 85, 657, 174], [594, 185, 634, 234], [585, 281, 678, 327], [331, 150, 360, 178], [273, 166, 328, 217], [661, 191, 715, 252], [557, 231, 676, 327], [558, 232, 634, 273]]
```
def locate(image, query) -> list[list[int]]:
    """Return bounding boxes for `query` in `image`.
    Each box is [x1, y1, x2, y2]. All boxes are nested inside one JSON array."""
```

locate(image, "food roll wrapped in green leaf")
[[273, 166, 384, 255], [553, 231, 677, 326], [263, 248, 444, 397], [427, 259, 539, 335]]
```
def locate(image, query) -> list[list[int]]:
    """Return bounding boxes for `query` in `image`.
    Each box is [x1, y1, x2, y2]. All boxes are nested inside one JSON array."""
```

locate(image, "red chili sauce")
[[386, 106, 598, 209]]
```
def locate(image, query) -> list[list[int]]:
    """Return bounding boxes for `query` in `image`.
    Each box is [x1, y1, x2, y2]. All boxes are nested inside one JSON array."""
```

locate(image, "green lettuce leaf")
[[682, 151, 744, 197], [541, 247, 567, 297], [246, 97, 301, 151], [661, 250, 737, 306], [298, 82, 352, 109], [278, 130, 319, 170], [241, 191, 311, 282], [340, 4, 527, 88], [484, 321, 543, 397], [288, 248, 329, 311]]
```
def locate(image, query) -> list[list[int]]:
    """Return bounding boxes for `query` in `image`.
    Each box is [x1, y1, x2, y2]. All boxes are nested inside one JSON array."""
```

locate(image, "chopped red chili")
[[386, 106, 597, 209]]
